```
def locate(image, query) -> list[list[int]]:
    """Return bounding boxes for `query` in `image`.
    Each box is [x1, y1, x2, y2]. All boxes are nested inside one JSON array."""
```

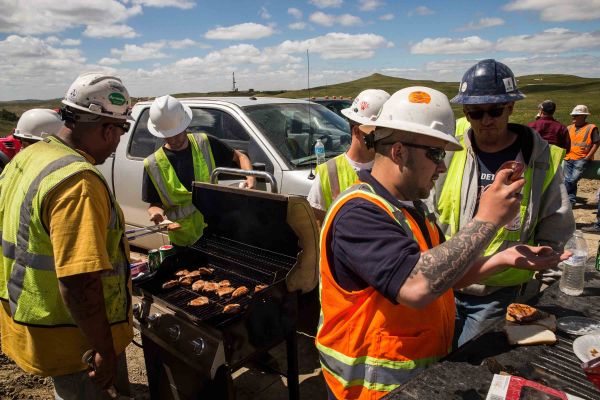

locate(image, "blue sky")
[[1, 0, 599, 100]]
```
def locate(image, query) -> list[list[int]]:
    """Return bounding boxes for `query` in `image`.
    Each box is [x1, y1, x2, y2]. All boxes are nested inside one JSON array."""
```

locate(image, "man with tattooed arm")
[[315, 87, 569, 400]]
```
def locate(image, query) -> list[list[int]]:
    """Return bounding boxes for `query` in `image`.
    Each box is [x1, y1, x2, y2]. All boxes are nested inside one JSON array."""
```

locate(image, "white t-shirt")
[[307, 153, 374, 211]]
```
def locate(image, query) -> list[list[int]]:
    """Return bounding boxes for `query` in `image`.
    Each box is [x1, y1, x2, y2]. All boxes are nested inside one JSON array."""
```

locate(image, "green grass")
[[1, 73, 598, 136]]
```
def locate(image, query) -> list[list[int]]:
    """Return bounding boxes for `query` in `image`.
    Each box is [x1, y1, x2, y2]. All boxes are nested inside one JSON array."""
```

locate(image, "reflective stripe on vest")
[[0, 138, 129, 326], [565, 123, 597, 160], [316, 154, 359, 211], [316, 183, 454, 399], [437, 135, 564, 286], [143, 133, 215, 246]]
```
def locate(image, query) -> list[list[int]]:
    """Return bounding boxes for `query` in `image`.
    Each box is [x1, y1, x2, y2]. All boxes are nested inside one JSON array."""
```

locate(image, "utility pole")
[[232, 72, 237, 92]]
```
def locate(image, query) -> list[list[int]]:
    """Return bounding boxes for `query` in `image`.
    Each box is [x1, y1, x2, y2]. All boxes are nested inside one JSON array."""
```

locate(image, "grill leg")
[[286, 329, 300, 400]]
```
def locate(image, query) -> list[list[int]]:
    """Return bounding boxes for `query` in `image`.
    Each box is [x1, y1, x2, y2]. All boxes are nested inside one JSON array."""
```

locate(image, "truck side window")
[[128, 108, 159, 159], [188, 108, 250, 153]]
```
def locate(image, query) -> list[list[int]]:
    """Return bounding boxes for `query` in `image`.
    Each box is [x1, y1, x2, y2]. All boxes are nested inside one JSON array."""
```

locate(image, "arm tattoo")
[[412, 219, 496, 296]]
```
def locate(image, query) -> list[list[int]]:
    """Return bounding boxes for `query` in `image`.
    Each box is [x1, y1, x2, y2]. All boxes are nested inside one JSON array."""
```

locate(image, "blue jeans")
[[453, 286, 521, 348], [563, 159, 589, 204]]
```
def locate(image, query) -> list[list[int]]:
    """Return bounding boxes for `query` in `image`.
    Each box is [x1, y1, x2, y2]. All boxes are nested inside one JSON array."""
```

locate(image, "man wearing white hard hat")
[[315, 87, 568, 400], [142, 95, 255, 247], [307, 89, 389, 222], [0, 73, 133, 398], [563, 105, 598, 207], [13, 108, 64, 148]]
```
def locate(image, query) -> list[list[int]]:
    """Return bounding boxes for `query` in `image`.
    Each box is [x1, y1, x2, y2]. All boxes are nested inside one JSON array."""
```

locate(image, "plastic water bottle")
[[559, 230, 588, 296], [315, 139, 325, 165]]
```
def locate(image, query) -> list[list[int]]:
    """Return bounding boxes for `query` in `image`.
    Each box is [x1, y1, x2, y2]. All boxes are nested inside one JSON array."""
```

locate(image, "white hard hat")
[[14, 109, 64, 142], [361, 86, 462, 151], [62, 72, 130, 121], [341, 89, 390, 125], [147, 95, 192, 138], [570, 105, 590, 116]]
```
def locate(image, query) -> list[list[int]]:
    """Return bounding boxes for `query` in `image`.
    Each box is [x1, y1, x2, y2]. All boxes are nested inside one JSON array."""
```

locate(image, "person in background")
[[563, 105, 599, 206], [0, 73, 134, 398], [13, 108, 64, 149], [307, 89, 389, 223], [437, 59, 574, 347], [142, 95, 255, 247], [527, 100, 570, 153], [316, 86, 568, 400]]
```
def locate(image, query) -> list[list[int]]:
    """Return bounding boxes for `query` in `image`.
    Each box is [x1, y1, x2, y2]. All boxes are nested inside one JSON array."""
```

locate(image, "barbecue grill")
[[133, 173, 319, 400]]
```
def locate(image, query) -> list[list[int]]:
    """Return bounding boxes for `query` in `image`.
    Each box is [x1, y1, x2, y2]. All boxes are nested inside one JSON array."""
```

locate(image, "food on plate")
[[504, 303, 558, 346], [188, 296, 209, 307], [174, 269, 190, 277], [162, 279, 179, 289], [498, 160, 525, 182], [192, 280, 206, 291], [223, 304, 241, 314], [254, 284, 268, 293], [178, 276, 193, 286], [504, 324, 557, 345], [202, 282, 220, 293], [198, 267, 215, 276], [217, 286, 235, 298], [218, 280, 231, 287], [232, 286, 249, 298], [506, 303, 549, 324]]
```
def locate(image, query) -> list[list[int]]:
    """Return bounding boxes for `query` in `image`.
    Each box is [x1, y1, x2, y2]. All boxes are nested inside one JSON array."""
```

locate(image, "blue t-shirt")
[[326, 169, 444, 304]]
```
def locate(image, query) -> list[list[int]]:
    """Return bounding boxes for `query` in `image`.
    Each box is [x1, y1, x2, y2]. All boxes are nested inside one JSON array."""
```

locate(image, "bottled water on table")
[[315, 139, 325, 165], [559, 230, 588, 296]]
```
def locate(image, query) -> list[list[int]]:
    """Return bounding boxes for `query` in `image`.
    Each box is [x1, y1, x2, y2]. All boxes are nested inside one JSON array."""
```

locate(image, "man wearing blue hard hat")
[[436, 59, 574, 347]]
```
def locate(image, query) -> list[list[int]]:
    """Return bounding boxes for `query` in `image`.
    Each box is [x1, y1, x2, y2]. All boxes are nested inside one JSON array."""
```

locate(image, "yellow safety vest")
[[144, 133, 215, 246], [316, 154, 359, 210], [438, 135, 564, 286], [0, 137, 130, 326]]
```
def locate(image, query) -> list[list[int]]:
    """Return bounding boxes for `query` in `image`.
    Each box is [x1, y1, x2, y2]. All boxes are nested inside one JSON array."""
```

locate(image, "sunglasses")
[[400, 142, 446, 164], [106, 121, 131, 132], [465, 107, 506, 120]]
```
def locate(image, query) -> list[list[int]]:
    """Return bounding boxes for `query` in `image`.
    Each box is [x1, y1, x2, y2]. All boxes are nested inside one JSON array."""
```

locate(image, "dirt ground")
[[2, 179, 600, 400]]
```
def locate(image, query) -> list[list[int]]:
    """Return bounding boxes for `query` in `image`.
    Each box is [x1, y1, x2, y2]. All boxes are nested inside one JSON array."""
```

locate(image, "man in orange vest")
[[316, 86, 569, 400], [564, 105, 598, 206]]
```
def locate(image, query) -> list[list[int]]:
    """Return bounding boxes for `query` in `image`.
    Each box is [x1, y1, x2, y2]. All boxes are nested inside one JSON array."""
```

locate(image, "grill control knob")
[[147, 313, 161, 328], [168, 325, 181, 341], [191, 338, 205, 355], [132, 303, 142, 319]]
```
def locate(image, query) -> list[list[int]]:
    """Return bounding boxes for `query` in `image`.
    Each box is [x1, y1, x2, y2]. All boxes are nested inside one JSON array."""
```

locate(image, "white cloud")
[[0, 0, 140, 35], [111, 43, 168, 62], [131, 0, 196, 9], [278, 32, 392, 59], [84, 24, 138, 39], [204, 23, 275, 40], [63, 38, 81, 46], [259, 6, 271, 19], [309, 0, 343, 9], [503, 0, 600, 22], [379, 13, 394, 21], [99, 57, 121, 65], [496, 28, 600, 53], [289, 22, 307, 30], [168, 38, 209, 49], [456, 17, 505, 31], [359, 0, 384, 11], [288, 7, 303, 19], [411, 36, 493, 54], [408, 6, 433, 16], [310, 12, 362, 27]]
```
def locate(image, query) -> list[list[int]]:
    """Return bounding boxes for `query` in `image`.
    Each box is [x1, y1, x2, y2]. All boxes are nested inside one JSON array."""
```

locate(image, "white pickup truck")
[[96, 96, 350, 249]]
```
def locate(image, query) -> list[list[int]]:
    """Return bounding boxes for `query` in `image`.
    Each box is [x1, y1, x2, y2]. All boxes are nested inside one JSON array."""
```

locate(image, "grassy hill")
[[1, 73, 598, 136]]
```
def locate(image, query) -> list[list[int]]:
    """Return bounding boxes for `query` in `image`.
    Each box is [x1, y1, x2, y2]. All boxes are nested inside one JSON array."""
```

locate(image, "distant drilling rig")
[[232, 72, 238, 92]]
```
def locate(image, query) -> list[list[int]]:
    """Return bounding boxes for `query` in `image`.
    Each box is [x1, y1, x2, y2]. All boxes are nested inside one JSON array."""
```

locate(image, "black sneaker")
[[582, 225, 600, 233]]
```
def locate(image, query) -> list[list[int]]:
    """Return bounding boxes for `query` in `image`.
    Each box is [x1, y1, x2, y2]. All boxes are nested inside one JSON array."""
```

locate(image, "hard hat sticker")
[[408, 91, 431, 104], [108, 93, 127, 106], [68, 88, 77, 101], [503, 77, 515, 92], [360, 101, 369, 111]]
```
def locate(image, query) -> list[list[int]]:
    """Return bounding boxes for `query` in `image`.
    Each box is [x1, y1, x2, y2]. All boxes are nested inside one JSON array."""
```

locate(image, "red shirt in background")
[[528, 116, 570, 151]]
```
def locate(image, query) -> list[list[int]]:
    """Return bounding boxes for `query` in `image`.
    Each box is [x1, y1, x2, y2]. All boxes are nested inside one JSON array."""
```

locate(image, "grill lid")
[[192, 182, 318, 293]]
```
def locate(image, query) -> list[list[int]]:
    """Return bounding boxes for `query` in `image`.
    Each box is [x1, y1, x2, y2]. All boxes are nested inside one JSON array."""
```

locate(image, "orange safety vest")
[[565, 123, 597, 160], [316, 183, 455, 399]]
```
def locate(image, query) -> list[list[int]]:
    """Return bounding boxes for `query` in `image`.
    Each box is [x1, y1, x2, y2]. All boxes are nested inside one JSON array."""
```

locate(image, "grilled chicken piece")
[[192, 280, 206, 291], [188, 296, 209, 307], [223, 304, 241, 314], [174, 269, 190, 277], [254, 284, 268, 293], [178, 276, 193, 286], [162, 279, 179, 289], [197, 267, 215, 276], [184, 270, 202, 279], [506, 303, 549, 323], [232, 286, 249, 298], [217, 286, 235, 298], [218, 280, 231, 287], [202, 282, 220, 293]]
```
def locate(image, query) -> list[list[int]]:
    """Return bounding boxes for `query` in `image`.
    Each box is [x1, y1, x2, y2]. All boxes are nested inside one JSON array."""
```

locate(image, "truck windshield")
[[242, 103, 350, 167]]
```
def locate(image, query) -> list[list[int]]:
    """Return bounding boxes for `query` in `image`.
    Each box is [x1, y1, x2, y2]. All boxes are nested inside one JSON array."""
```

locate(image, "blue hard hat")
[[450, 59, 525, 104]]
